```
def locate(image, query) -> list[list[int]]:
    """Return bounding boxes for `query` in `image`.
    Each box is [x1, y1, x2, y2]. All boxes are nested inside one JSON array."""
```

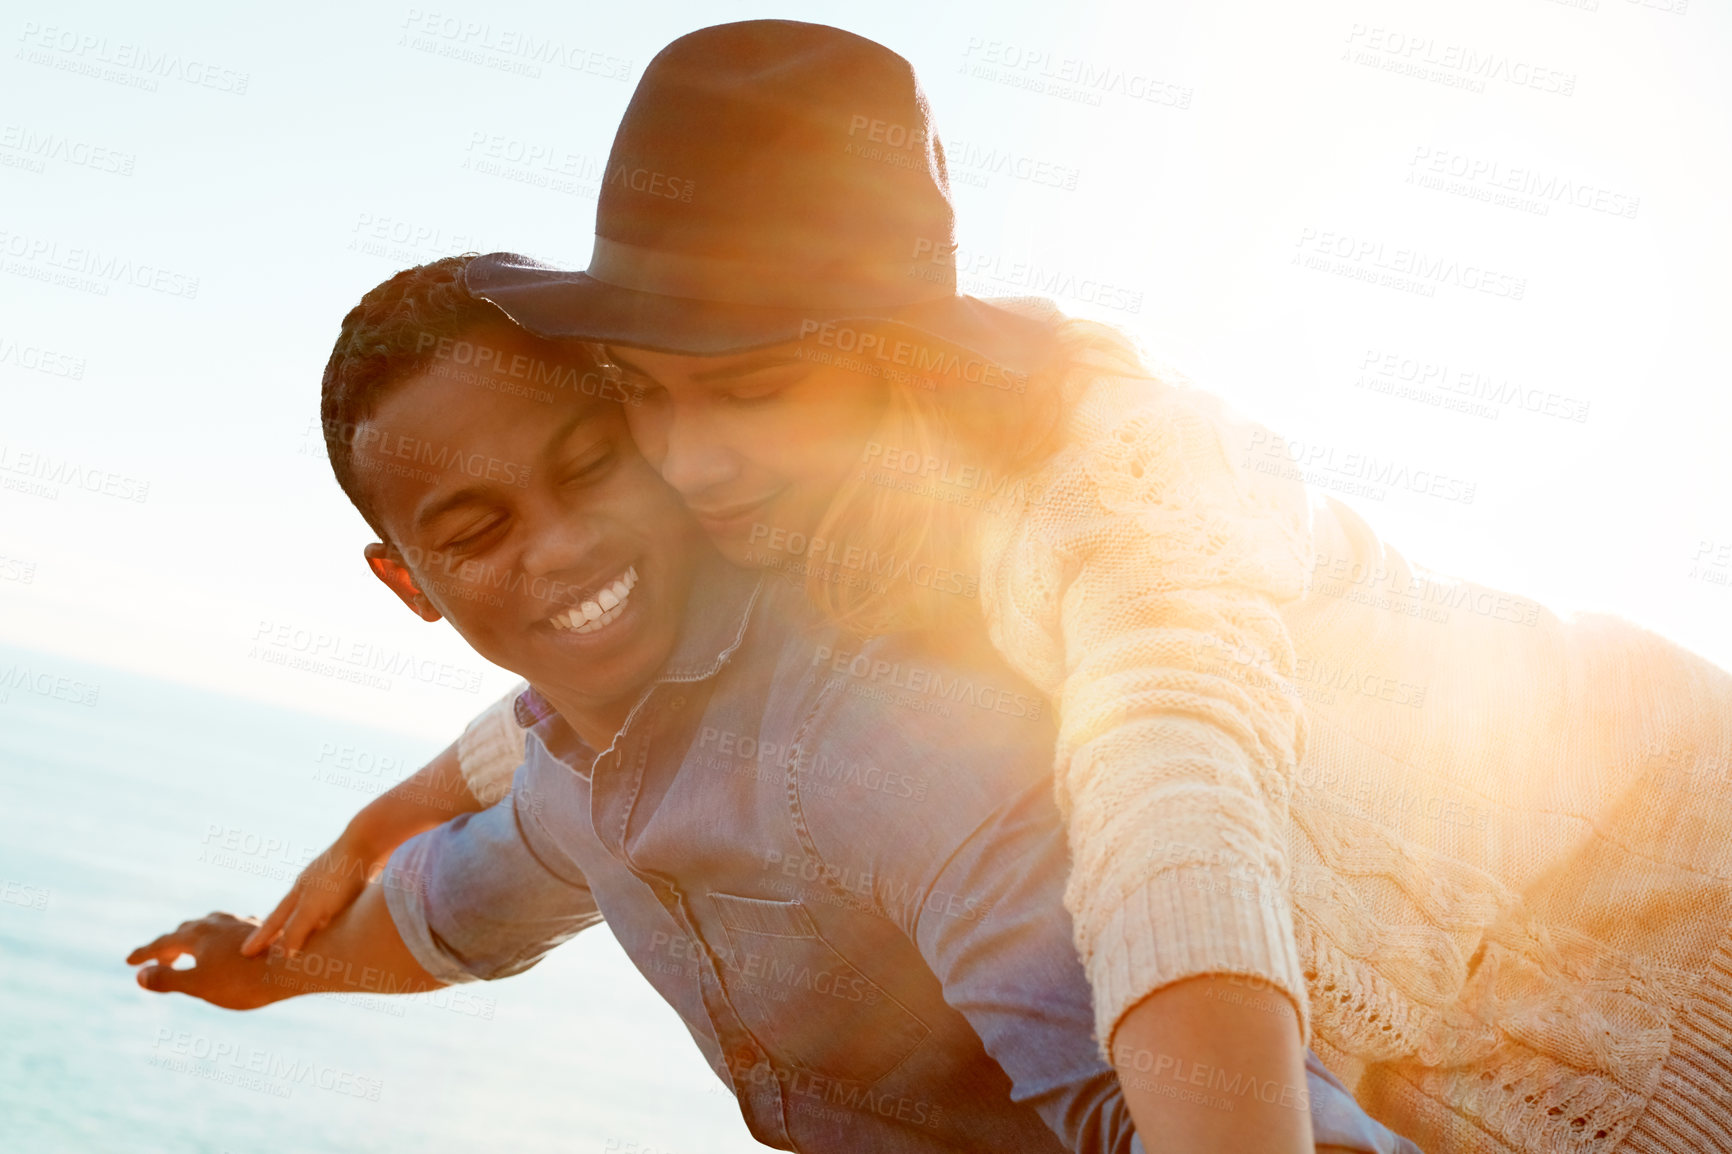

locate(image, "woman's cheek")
[[622, 400, 669, 468]]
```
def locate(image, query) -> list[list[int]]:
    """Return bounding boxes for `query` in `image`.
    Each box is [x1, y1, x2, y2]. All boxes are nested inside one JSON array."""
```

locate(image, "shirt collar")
[[514, 548, 766, 727]]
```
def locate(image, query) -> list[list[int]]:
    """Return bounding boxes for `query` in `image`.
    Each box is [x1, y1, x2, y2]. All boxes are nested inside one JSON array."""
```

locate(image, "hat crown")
[[593, 20, 957, 303]]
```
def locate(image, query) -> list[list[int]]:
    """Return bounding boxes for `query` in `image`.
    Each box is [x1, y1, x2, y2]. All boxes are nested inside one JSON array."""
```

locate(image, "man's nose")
[[520, 504, 605, 580]]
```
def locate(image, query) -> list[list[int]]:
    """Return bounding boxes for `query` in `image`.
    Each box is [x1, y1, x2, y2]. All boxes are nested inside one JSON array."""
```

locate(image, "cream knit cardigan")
[[451, 329, 1732, 1154]]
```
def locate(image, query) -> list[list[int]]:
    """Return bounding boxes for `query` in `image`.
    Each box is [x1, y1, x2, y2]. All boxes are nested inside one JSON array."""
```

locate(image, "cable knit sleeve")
[[455, 681, 530, 807], [977, 368, 1316, 1052]]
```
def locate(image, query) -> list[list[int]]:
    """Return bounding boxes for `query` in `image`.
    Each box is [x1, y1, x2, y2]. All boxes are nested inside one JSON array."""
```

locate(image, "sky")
[[2, 0, 1728, 741]]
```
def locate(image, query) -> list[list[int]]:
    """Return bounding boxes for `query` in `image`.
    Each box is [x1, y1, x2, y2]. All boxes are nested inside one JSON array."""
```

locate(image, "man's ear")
[[364, 543, 442, 623]]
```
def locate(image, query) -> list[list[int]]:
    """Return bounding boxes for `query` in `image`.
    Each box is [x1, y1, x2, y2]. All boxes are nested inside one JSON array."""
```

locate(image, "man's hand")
[[132, 884, 444, 1010], [128, 912, 289, 1010]]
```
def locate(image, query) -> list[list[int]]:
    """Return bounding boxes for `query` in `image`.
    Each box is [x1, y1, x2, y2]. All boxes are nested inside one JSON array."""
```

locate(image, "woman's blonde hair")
[[804, 314, 1154, 636]]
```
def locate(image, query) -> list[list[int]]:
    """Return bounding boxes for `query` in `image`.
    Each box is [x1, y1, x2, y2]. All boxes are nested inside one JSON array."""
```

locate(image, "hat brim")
[[463, 252, 1058, 377]]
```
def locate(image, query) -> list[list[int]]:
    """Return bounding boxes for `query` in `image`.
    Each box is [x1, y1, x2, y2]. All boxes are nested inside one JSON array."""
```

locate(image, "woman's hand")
[[240, 824, 387, 958]]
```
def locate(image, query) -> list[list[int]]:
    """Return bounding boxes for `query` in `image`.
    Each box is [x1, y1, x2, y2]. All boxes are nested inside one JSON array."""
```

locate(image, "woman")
[[250, 21, 1732, 1153]]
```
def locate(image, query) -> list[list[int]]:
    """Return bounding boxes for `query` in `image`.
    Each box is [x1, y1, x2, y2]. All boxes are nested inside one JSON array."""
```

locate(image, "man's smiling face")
[[356, 322, 701, 716]]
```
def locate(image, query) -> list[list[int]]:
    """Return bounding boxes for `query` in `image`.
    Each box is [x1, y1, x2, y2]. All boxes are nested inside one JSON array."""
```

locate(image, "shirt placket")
[[589, 683, 794, 1149]]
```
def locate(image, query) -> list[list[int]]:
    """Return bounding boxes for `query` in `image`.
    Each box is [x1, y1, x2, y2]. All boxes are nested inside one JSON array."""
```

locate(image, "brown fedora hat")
[[462, 19, 1056, 373]]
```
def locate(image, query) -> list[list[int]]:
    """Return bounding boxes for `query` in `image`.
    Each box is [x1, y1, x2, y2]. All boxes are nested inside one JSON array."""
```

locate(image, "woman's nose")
[[657, 407, 740, 500]]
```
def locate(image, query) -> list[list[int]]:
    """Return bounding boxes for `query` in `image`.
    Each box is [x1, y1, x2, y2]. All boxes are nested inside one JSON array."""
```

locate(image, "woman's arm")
[[239, 684, 528, 957], [239, 738, 479, 956], [985, 375, 1318, 1147], [1114, 977, 1311, 1153]]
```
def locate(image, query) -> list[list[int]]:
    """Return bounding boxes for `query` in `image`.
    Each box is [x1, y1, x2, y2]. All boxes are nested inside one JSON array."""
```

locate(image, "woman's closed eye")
[[719, 366, 809, 407], [720, 385, 787, 408]]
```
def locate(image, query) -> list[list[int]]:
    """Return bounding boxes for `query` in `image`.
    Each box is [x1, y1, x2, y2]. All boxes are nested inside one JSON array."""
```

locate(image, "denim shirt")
[[386, 556, 1418, 1154]]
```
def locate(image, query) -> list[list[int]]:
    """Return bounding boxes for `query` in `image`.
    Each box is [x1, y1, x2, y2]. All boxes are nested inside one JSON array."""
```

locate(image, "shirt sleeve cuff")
[[455, 682, 530, 807], [1087, 864, 1312, 1057], [380, 833, 483, 986]]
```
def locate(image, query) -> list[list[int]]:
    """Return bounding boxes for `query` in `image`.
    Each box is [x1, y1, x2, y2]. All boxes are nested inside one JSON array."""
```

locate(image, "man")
[[129, 257, 1414, 1153]]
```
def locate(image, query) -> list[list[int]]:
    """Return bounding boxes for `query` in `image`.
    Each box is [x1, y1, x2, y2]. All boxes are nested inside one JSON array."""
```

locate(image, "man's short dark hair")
[[317, 253, 622, 543]]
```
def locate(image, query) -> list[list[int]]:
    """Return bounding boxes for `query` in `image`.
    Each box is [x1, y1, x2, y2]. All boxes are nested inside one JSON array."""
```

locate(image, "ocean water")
[[0, 645, 768, 1154]]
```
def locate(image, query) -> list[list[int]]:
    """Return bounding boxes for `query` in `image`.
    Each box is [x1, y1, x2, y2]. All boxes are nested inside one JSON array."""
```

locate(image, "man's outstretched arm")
[[130, 778, 603, 1010], [127, 878, 443, 1011]]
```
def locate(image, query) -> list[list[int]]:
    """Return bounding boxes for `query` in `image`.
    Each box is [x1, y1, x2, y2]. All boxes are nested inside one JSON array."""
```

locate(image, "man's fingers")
[[240, 891, 300, 957], [135, 960, 191, 993], [126, 931, 194, 967]]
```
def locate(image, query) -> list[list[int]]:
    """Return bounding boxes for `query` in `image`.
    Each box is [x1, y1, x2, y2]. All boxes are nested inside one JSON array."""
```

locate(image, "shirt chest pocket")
[[708, 891, 929, 1085]]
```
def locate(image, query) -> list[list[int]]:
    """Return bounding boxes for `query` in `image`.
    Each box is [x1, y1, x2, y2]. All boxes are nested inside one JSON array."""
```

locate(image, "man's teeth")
[[551, 567, 638, 634]]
